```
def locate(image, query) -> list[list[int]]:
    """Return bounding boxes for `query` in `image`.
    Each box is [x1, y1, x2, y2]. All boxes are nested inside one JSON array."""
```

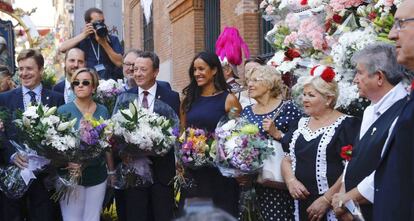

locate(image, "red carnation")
[[333, 14, 342, 24], [369, 12, 377, 20], [300, 0, 308, 5], [320, 67, 335, 82], [285, 48, 301, 61], [340, 145, 353, 161]]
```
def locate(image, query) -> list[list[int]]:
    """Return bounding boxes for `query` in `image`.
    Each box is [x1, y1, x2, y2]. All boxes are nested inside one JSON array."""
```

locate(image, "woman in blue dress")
[[241, 65, 302, 220], [180, 51, 242, 216], [57, 68, 115, 221], [281, 68, 360, 221]]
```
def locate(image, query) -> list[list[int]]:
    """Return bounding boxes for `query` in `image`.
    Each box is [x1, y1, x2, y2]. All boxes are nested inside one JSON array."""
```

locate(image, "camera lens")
[[93, 21, 108, 38]]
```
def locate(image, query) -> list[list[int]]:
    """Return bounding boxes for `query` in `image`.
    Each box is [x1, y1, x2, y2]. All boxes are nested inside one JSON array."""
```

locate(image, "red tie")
[[142, 91, 149, 109]]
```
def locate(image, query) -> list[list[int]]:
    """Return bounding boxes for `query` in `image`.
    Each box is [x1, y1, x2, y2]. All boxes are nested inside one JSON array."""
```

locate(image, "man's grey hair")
[[351, 42, 403, 85], [123, 49, 143, 59]]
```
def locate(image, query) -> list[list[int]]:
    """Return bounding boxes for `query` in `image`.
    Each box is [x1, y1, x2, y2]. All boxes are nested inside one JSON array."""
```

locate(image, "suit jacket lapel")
[[14, 87, 24, 110], [41, 89, 51, 106]]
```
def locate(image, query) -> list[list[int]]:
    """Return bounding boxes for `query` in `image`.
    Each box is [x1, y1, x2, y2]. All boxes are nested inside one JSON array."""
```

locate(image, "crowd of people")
[[0, 2, 413, 221]]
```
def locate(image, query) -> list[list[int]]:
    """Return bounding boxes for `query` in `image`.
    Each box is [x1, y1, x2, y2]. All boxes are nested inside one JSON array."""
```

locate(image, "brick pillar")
[[167, 0, 204, 92]]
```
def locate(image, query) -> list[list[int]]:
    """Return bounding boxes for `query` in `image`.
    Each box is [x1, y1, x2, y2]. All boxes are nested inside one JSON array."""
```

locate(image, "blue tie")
[[27, 91, 37, 106]]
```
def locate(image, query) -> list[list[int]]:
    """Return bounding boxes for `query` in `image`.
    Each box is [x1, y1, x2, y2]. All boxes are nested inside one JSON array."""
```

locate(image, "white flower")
[[224, 136, 238, 159], [24, 106, 39, 119], [57, 119, 77, 132], [44, 106, 57, 117], [221, 119, 237, 131]]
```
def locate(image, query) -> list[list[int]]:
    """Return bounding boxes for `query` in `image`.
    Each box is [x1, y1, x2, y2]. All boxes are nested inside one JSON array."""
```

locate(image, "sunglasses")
[[72, 80, 91, 87]]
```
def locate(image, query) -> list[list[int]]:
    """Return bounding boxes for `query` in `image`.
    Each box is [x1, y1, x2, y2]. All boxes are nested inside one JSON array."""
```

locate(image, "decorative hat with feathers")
[[215, 27, 250, 78]]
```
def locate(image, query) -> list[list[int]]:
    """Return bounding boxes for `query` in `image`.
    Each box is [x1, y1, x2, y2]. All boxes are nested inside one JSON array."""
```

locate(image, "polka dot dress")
[[241, 101, 302, 221]]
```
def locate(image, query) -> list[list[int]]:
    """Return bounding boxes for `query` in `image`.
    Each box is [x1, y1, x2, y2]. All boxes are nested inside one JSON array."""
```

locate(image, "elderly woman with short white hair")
[[281, 66, 360, 221], [241, 65, 302, 220]]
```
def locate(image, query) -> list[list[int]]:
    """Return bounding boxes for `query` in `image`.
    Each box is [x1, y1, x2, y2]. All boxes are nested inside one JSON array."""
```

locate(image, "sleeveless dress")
[[286, 116, 360, 221], [185, 91, 239, 216], [241, 100, 302, 221]]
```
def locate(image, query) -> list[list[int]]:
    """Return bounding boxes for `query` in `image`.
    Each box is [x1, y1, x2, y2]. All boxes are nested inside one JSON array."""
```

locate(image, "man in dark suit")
[[52, 48, 86, 103], [372, 1, 414, 220], [114, 51, 179, 221], [0, 49, 64, 221]]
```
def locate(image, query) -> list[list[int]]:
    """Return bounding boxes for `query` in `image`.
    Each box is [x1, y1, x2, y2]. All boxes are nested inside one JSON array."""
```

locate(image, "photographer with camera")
[[59, 8, 124, 80]]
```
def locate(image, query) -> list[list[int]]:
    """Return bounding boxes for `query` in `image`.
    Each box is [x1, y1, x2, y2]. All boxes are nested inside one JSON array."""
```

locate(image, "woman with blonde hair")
[[57, 68, 115, 221], [281, 66, 360, 220], [241, 65, 302, 220]]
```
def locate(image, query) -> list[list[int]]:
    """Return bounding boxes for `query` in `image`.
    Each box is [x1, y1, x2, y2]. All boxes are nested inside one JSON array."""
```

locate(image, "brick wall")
[[123, 0, 262, 93]]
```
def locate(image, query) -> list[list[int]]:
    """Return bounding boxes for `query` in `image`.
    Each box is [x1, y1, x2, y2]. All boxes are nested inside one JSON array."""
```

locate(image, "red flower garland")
[[340, 145, 353, 161]]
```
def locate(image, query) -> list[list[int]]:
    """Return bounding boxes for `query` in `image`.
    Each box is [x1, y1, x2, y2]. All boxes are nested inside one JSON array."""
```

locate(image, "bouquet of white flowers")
[[0, 104, 78, 199], [111, 100, 177, 156], [95, 79, 125, 115], [111, 98, 179, 188]]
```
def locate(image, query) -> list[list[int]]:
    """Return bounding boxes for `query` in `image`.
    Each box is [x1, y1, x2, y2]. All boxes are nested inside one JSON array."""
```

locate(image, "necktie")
[[142, 91, 149, 109], [27, 91, 37, 106]]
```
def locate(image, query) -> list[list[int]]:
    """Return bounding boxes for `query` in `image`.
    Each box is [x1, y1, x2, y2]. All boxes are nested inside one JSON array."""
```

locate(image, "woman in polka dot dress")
[[241, 65, 302, 220], [281, 72, 360, 221]]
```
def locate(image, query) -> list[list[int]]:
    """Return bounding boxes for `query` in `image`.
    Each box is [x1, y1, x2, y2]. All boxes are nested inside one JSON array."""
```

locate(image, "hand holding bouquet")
[[215, 117, 275, 221], [0, 104, 77, 199]]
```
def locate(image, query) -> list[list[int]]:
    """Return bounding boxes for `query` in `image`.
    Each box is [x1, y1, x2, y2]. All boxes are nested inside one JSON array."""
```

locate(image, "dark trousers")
[[1, 178, 61, 221], [114, 189, 127, 221], [124, 183, 174, 221]]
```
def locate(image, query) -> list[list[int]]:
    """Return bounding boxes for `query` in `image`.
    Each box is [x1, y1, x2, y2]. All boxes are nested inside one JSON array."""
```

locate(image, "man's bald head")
[[64, 48, 86, 79]]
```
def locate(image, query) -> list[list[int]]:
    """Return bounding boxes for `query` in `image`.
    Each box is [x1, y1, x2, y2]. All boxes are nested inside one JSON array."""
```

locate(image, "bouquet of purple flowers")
[[53, 116, 112, 201], [215, 117, 274, 221]]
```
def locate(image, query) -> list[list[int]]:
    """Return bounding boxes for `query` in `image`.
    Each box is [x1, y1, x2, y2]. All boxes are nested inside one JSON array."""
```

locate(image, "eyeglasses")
[[393, 18, 414, 31], [123, 63, 134, 68], [72, 80, 91, 87], [246, 77, 265, 84]]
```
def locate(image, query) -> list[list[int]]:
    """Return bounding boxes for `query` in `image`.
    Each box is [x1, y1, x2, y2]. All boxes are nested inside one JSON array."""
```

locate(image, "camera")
[[92, 21, 108, 37]]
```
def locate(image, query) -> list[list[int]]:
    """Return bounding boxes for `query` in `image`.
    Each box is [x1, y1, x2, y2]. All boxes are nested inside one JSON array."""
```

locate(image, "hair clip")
[[310, 65, 336, 82]]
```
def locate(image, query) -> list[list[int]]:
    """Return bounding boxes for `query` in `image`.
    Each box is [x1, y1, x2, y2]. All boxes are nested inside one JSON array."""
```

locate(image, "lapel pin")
[[157, 95, 161, 99], [371, 127, 377, 136]]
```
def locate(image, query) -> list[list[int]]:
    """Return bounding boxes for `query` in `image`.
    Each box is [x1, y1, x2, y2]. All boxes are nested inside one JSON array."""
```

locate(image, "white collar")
[[65, 78, 71, 90], [371, 82, 408, 116], [138, 82, 157, 96], [226, 77, 235, 83], [22, 84, 42, 95]]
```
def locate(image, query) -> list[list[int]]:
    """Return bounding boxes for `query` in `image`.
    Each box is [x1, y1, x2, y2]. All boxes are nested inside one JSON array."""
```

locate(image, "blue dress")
[[241, 100, 302, 221], [57, 102, 109, 186], [285, 116, 360, 221], [185, 91, 240, 217]]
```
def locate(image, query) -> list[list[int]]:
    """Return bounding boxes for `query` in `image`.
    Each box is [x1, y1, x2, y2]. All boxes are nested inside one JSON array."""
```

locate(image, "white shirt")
[[64, 79, 75, 104], [356, 83, 408, 202], [138, 82, 157, 112], [22, 84, 42, 110]]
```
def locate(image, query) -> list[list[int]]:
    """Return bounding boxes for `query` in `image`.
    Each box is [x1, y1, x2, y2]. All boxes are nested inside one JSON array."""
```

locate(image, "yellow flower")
[[240, 124, 259, 135]]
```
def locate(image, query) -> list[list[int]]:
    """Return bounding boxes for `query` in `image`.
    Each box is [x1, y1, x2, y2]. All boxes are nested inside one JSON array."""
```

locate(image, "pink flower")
[[285, 13, 300, 30], [384, 0, 394, 7], [265, 5, 275, 14], [329, 0, 364, 12], [284, 32, 299, 46]]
